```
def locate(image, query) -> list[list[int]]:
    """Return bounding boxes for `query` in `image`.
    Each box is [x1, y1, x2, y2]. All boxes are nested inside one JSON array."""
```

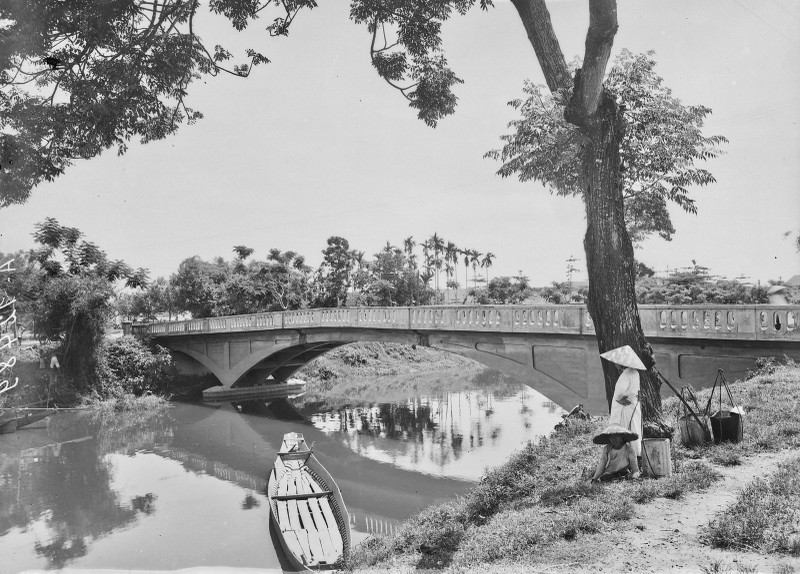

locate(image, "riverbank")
[[0, 342, 172, 412], [346, 361, 800, 573], [293, 342, 514, 412]]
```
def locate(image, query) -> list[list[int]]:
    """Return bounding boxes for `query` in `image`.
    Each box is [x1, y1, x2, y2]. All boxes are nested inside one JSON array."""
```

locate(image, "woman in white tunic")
[[600, 345, 646, 458]]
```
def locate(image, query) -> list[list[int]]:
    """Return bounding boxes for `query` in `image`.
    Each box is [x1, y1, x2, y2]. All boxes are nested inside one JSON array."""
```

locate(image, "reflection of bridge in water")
[[135, 305, 800, 414], [156, 403, 468, 535], [149, 443, 400, 536]]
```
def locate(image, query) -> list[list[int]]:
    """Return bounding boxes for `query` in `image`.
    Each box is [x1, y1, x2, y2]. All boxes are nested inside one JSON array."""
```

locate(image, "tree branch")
[[508, 0, 571, 95], [567, 0, 618, 124]]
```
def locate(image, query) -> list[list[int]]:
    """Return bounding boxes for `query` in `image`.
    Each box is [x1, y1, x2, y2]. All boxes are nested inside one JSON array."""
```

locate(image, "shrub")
[[95, 336, 174, 397]]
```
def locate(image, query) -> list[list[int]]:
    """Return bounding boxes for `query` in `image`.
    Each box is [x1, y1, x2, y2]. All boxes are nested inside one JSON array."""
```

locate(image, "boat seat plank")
[[297, 501, 326, 561], [282, 529, 305, 563], [318, 497, 344, 555], [279, 450, 313, 461], [309, 497, 337, 561], [287, 500, 313, 562], [277, 473, 290, 497], [296, 475, 313, 495], [298, 475, 338, 559], [276, 500, 292, 533], [272, 491, 333, 501], [301, 474, 323, 493]]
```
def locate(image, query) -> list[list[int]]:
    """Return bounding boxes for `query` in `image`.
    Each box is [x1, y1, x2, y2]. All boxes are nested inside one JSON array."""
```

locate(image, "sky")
[[1, 0, 799, 287]]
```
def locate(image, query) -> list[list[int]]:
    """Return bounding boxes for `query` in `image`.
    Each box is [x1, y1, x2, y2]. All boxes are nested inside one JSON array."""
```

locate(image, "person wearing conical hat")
[[600, 345, 646, 458], [589, 423, 641, 483]]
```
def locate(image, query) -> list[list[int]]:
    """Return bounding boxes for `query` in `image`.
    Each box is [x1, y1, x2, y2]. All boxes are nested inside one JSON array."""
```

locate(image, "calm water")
[[0, 383, 563, 573]]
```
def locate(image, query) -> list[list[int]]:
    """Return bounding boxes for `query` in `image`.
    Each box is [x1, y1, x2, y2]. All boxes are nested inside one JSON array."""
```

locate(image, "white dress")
[[609, 367, 642, 457]]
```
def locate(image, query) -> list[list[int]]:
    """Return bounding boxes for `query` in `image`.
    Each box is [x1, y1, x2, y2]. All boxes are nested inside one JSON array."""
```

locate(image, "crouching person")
[[590, 424, 641, 483]]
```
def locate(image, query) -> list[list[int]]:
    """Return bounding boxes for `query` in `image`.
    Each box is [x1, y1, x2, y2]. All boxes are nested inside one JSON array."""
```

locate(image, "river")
[[0, 382, 564, 573]]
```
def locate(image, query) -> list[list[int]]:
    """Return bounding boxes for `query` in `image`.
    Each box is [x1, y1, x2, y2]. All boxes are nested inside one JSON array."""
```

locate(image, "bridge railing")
[[133, 304, 799, 342]]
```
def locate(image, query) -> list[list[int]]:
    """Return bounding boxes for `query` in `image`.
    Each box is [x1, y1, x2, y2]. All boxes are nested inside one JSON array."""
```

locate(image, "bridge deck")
[[134, 304, 800, 343]]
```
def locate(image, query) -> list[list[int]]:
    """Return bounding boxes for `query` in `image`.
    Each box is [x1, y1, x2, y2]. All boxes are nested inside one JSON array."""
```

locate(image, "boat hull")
[[268, 432, 351, 571], [0, 408, 57, 434]]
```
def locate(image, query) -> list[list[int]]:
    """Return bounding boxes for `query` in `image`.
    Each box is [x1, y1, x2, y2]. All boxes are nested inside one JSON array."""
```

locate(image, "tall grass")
[[704, 455, 800, 556]]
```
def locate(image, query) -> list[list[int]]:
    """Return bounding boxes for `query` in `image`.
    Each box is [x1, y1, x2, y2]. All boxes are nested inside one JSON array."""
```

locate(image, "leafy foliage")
[[314, 237, 354, 308], [486, 50, 728, 244], [96, 335, 174, 397], [1, 1, 202, 204], [539, 281, 587, 305], [364, 241, 433, 306], [34, 274, 114, 385], [6, 219, 148, 385], [635, 263, 769, 305], [471, 276, 533, 305], [1, 0, 487, 204]]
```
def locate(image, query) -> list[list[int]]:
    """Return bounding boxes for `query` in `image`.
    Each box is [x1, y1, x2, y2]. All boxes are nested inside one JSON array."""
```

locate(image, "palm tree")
[[444, 242, 458, 302], [469, 250, 482, 289], [461, 249, 471, 302], [403, 235, 417, 267], [481, 252, 495, 287], [421, 239, 432, 292], [432, 233, 445, 294]]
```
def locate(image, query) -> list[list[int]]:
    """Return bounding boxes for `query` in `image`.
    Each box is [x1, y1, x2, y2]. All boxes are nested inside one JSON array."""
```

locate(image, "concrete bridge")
[[134, 305, 800, 414]]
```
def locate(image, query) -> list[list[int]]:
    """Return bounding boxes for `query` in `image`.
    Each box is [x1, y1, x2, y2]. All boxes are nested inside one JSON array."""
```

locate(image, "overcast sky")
[[1, 0, 798, 286]]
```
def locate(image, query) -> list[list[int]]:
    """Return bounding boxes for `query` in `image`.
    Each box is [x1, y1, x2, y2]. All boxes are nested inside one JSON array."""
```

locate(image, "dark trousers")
[[597, 469, 630, 482]]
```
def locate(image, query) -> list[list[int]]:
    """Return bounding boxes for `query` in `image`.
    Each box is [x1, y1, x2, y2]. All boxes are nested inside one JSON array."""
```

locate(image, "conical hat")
[[593, 423, 639, 445], [600, 345, 646, 370]]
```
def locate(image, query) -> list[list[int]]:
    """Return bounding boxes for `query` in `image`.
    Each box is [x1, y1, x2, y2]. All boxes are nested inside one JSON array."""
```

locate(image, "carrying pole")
[[653, 367, 711, 441]]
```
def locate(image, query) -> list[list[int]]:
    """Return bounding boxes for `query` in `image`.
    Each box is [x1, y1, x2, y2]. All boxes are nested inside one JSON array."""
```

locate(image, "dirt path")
[[556, 449, 800, 574]]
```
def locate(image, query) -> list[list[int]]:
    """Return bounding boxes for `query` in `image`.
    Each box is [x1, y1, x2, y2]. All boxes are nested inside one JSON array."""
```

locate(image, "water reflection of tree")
[[242, 492, 261, 510], [330, 390, 513, 468], [0, 410, 167, 568], [337, 401, 436, 441]]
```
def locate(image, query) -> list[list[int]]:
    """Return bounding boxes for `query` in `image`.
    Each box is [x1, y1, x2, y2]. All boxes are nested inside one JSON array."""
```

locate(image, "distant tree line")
[[2, 220, 792, 399], [114, 234, 503, 320]]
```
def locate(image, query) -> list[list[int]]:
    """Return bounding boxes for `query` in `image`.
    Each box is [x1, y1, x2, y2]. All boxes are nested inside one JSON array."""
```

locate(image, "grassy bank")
[[705, 454, 800, 556], [293, 342, 513, 412], [346, 361, 800, 572]]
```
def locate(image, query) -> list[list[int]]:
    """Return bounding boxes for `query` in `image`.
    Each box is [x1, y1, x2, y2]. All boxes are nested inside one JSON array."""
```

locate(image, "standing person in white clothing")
[[600, 345, 646, 458]]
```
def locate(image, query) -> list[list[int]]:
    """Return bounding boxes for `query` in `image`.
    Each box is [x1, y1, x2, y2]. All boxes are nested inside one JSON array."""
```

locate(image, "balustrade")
[[136, 304, 800, 342]]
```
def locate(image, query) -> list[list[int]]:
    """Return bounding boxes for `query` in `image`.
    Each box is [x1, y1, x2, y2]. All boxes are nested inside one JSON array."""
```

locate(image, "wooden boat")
[[0, 408, 58, 434], [268, 432, 350, 571]]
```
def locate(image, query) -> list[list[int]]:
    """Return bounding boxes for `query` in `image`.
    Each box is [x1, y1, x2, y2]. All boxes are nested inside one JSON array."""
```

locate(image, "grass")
[[704, 454, 800, 556], [347, 360, 800, 572], [82, 390, 170, 413]]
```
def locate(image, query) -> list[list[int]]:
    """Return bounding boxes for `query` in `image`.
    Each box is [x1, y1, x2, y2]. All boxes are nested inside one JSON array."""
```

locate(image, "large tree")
[[24, 218, 148, 383], [2, 1, 726, 429]]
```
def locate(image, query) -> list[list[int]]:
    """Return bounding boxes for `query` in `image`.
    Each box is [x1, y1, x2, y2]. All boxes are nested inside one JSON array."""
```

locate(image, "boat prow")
[[267, 432, 351, 571]]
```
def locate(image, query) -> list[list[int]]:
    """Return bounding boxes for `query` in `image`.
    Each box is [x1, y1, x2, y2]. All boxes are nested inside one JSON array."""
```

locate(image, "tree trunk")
[[511, 0, 670, 435], [579, 92, 669, 435]]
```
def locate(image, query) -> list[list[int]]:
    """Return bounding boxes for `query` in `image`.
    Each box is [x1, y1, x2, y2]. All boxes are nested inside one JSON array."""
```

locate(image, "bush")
[[95, 336, 174, 397]]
